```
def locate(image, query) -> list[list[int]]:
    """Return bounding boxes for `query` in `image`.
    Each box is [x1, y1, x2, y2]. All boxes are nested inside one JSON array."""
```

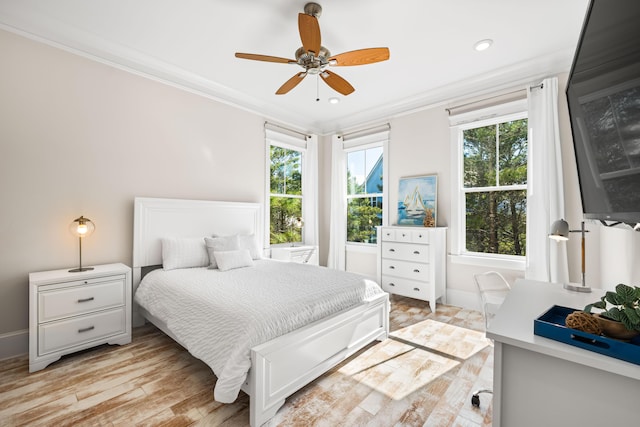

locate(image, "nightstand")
[[271, 245, 319, 265], [29, 263, 132, 372]]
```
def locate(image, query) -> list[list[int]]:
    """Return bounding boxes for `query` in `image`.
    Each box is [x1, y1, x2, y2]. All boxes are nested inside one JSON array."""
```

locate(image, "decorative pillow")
[[161, 237, 209, 270], [238, 234, 263, 260], [214, 249, 254, 271], [204, 235, 240, 269]]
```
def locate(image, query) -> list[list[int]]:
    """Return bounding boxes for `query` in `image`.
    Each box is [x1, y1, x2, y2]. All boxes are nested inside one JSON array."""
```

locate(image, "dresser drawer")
[[380, 227, 431, 243], [38, 307, 126, 355], [381, 242, 429, 262], [381, 259, 430, 282], [380, 276, 430, 300], [38, 277, 125, 323]]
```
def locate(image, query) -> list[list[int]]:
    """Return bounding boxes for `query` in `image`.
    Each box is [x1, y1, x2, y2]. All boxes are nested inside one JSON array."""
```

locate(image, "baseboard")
[[446, 288, 482, 312], [0, 329, 28, 361]]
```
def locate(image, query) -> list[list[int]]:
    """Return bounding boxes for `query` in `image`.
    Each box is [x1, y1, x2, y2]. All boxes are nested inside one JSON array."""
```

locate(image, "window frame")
[[449, 100, 528, 270], [341, 131, 389, 250], [265, 128, 315, 249]]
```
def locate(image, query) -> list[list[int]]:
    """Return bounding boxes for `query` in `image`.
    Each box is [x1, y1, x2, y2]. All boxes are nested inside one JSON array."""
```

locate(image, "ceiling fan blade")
[[298, 13, 321, 55], [320, 70, 355, 96], [276, 72, 307, 95], [235, 53, 295, 64], [329, 47, 390, 66]]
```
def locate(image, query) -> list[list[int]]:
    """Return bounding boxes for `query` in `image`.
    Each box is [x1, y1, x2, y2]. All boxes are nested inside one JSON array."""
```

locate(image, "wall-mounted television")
[[566, 0, 640, 226]]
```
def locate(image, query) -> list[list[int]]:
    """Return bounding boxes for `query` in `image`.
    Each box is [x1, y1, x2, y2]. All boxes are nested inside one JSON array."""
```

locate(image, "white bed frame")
[[132, 197, 389, 426]]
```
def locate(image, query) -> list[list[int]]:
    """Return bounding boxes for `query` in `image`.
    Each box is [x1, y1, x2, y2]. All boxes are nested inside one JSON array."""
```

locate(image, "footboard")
[[244, 292, 389, 427]]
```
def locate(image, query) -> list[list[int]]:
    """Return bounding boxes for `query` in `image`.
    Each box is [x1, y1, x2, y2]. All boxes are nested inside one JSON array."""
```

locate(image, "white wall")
[[326, 73, 640, 307], [0, 30, 266, 345]]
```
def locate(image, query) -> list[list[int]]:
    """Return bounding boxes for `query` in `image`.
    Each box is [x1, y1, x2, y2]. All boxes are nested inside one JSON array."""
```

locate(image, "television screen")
[[566, 0, 640, 225]]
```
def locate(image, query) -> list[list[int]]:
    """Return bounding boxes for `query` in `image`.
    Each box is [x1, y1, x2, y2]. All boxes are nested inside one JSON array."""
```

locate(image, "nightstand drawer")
[[380, 276, 430, 299], [38, 307, 126, 355], [381, 259, 430, 282], [381, 242, 430, 262], [38, 276, 125, 322]]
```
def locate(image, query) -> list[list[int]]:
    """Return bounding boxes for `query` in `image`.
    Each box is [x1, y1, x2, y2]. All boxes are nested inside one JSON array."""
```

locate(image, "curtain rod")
[[446, 82, 544, 115], [264, 122, 309, 139]]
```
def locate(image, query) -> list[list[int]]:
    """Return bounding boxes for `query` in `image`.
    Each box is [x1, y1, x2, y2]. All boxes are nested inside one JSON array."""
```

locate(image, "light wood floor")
[[0, 296, 493, 426]]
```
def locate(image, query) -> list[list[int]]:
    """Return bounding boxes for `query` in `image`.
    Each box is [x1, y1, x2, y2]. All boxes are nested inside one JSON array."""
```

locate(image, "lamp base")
[[69, 267, 94, 273], [563, 282, 591, 293]]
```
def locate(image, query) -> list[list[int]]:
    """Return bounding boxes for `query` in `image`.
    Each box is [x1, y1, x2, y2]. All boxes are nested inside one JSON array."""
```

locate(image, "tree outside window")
[[270, 145, 302, 244], [346, 146, 383, 244], [462, 118, 528, 256]]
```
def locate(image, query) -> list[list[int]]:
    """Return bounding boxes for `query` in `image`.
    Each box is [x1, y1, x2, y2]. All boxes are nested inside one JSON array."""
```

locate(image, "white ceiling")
[[0, 0, 590, 134]]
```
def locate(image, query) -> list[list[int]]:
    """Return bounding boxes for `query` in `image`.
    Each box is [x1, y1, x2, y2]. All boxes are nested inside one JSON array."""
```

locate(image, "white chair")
[[474, 270, 512, 331], [471, 271, 512, 408]]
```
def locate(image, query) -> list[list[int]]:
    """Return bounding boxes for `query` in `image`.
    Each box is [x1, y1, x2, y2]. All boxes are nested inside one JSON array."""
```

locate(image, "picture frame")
[[398, 174, 437, 226]]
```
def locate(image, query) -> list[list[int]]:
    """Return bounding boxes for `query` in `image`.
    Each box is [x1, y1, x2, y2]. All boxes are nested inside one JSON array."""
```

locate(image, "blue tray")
[[534, 305, 640, 366]]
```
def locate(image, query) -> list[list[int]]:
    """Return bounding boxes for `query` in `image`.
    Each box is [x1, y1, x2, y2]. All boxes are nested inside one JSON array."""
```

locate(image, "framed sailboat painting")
[[398, 174, 437, 226]]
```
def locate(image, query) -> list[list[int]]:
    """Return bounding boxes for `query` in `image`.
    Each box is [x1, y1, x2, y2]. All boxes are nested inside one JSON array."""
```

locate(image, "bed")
[[132, 197, 389, 426]]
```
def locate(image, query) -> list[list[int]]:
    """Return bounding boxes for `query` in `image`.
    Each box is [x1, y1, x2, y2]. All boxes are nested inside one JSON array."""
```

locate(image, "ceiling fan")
[[235, 2, 390, 96]]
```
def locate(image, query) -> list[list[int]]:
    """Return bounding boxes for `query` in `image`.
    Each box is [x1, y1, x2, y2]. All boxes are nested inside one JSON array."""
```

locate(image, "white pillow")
[[214, 249, 254, 271], [161, 237, 209, 270], [239, 234, 263, 260], [204, 235, 240, 269]]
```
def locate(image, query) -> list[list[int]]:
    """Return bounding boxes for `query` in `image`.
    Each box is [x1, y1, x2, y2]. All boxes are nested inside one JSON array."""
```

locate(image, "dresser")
[[377, 226, 447, 313], [271, 245, 319, 265], [29, 263, 132, 372]]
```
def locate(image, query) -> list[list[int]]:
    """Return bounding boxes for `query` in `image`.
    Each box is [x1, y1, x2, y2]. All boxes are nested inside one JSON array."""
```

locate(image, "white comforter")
[[134, 259, 384, 403]]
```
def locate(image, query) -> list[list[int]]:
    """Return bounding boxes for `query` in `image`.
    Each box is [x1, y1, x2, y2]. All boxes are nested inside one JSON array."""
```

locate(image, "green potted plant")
[[584, 284, 640, 340]]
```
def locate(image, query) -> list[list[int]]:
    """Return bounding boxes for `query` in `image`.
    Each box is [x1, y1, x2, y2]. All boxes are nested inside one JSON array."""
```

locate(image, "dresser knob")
[[389, 248, 395, 252], [413, 287, 420, 292], [413, 269, 420, 273], [413, 250, 420, 254], [389, 266, 395, 269], [389, 283, 396, 287]]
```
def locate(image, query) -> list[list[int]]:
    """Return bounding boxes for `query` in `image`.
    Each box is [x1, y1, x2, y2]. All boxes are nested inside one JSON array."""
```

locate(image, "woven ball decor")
[[565, 311, 602, 335]]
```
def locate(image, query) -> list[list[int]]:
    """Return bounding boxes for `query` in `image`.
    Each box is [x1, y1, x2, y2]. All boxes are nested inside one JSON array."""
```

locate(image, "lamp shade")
[[549, 219, 569, 241], [69, 216, 95, 238]]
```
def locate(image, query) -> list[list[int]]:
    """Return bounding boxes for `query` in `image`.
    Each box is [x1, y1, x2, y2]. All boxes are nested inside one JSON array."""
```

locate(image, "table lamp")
[[549, 219, 591, 293], [69, 215, 95, 272]]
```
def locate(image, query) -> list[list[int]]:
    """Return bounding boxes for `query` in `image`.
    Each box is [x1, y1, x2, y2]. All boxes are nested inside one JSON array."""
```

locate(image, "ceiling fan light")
[[328, 97, 340, 104], [474, 39, 493, 51]]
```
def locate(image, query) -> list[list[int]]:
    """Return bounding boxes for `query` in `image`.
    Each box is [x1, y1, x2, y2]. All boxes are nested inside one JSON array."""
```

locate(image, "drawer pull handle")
[[413, 250, 420, 254], [418, 234, 423, 238], [389, 266, 395, 269], [413, 269, 420, 273], [388, 283, 396, 287], [77, 297, 95, 303], [389, 248, 395, 252], [402, 233, 406, 237], [413, 287, 420, 292], [78, 326, 95, 333]]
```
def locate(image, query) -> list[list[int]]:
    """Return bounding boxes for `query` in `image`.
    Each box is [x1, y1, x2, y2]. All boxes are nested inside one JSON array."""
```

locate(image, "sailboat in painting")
[[404, 185, 426, 217]]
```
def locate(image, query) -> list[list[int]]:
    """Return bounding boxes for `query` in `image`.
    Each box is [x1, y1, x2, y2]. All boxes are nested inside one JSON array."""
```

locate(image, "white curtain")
[[327, 135, 346, 270], [302, 135, 319, 248], [526, 77, 569, 283]]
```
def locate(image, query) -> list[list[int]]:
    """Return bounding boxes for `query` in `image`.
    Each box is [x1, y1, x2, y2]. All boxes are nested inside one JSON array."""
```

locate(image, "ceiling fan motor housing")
[[304, 3, 322, 17]]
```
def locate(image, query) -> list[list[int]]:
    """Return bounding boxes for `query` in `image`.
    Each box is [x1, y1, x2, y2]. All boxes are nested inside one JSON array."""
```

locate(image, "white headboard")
[[132, 197, 263, 292]]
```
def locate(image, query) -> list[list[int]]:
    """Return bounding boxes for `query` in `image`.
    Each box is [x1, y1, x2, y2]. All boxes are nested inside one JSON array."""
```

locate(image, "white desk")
[[487, 279, 640, 426]]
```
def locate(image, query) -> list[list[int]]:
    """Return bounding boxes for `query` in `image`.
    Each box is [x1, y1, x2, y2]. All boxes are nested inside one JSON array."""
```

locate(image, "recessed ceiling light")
[[328, 97, 340, 104], [474, 39, 493, 51]]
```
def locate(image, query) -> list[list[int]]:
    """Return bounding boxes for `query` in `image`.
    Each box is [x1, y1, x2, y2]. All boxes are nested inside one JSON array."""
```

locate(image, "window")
[[269, 144, 303, 244], [450, 100, 528, 264], [266, 127, 317, 247], [346, 145, 384, 244]]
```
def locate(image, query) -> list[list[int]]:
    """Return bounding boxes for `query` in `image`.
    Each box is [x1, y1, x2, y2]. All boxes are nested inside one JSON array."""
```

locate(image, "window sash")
[[450, 103, 528, 265]]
